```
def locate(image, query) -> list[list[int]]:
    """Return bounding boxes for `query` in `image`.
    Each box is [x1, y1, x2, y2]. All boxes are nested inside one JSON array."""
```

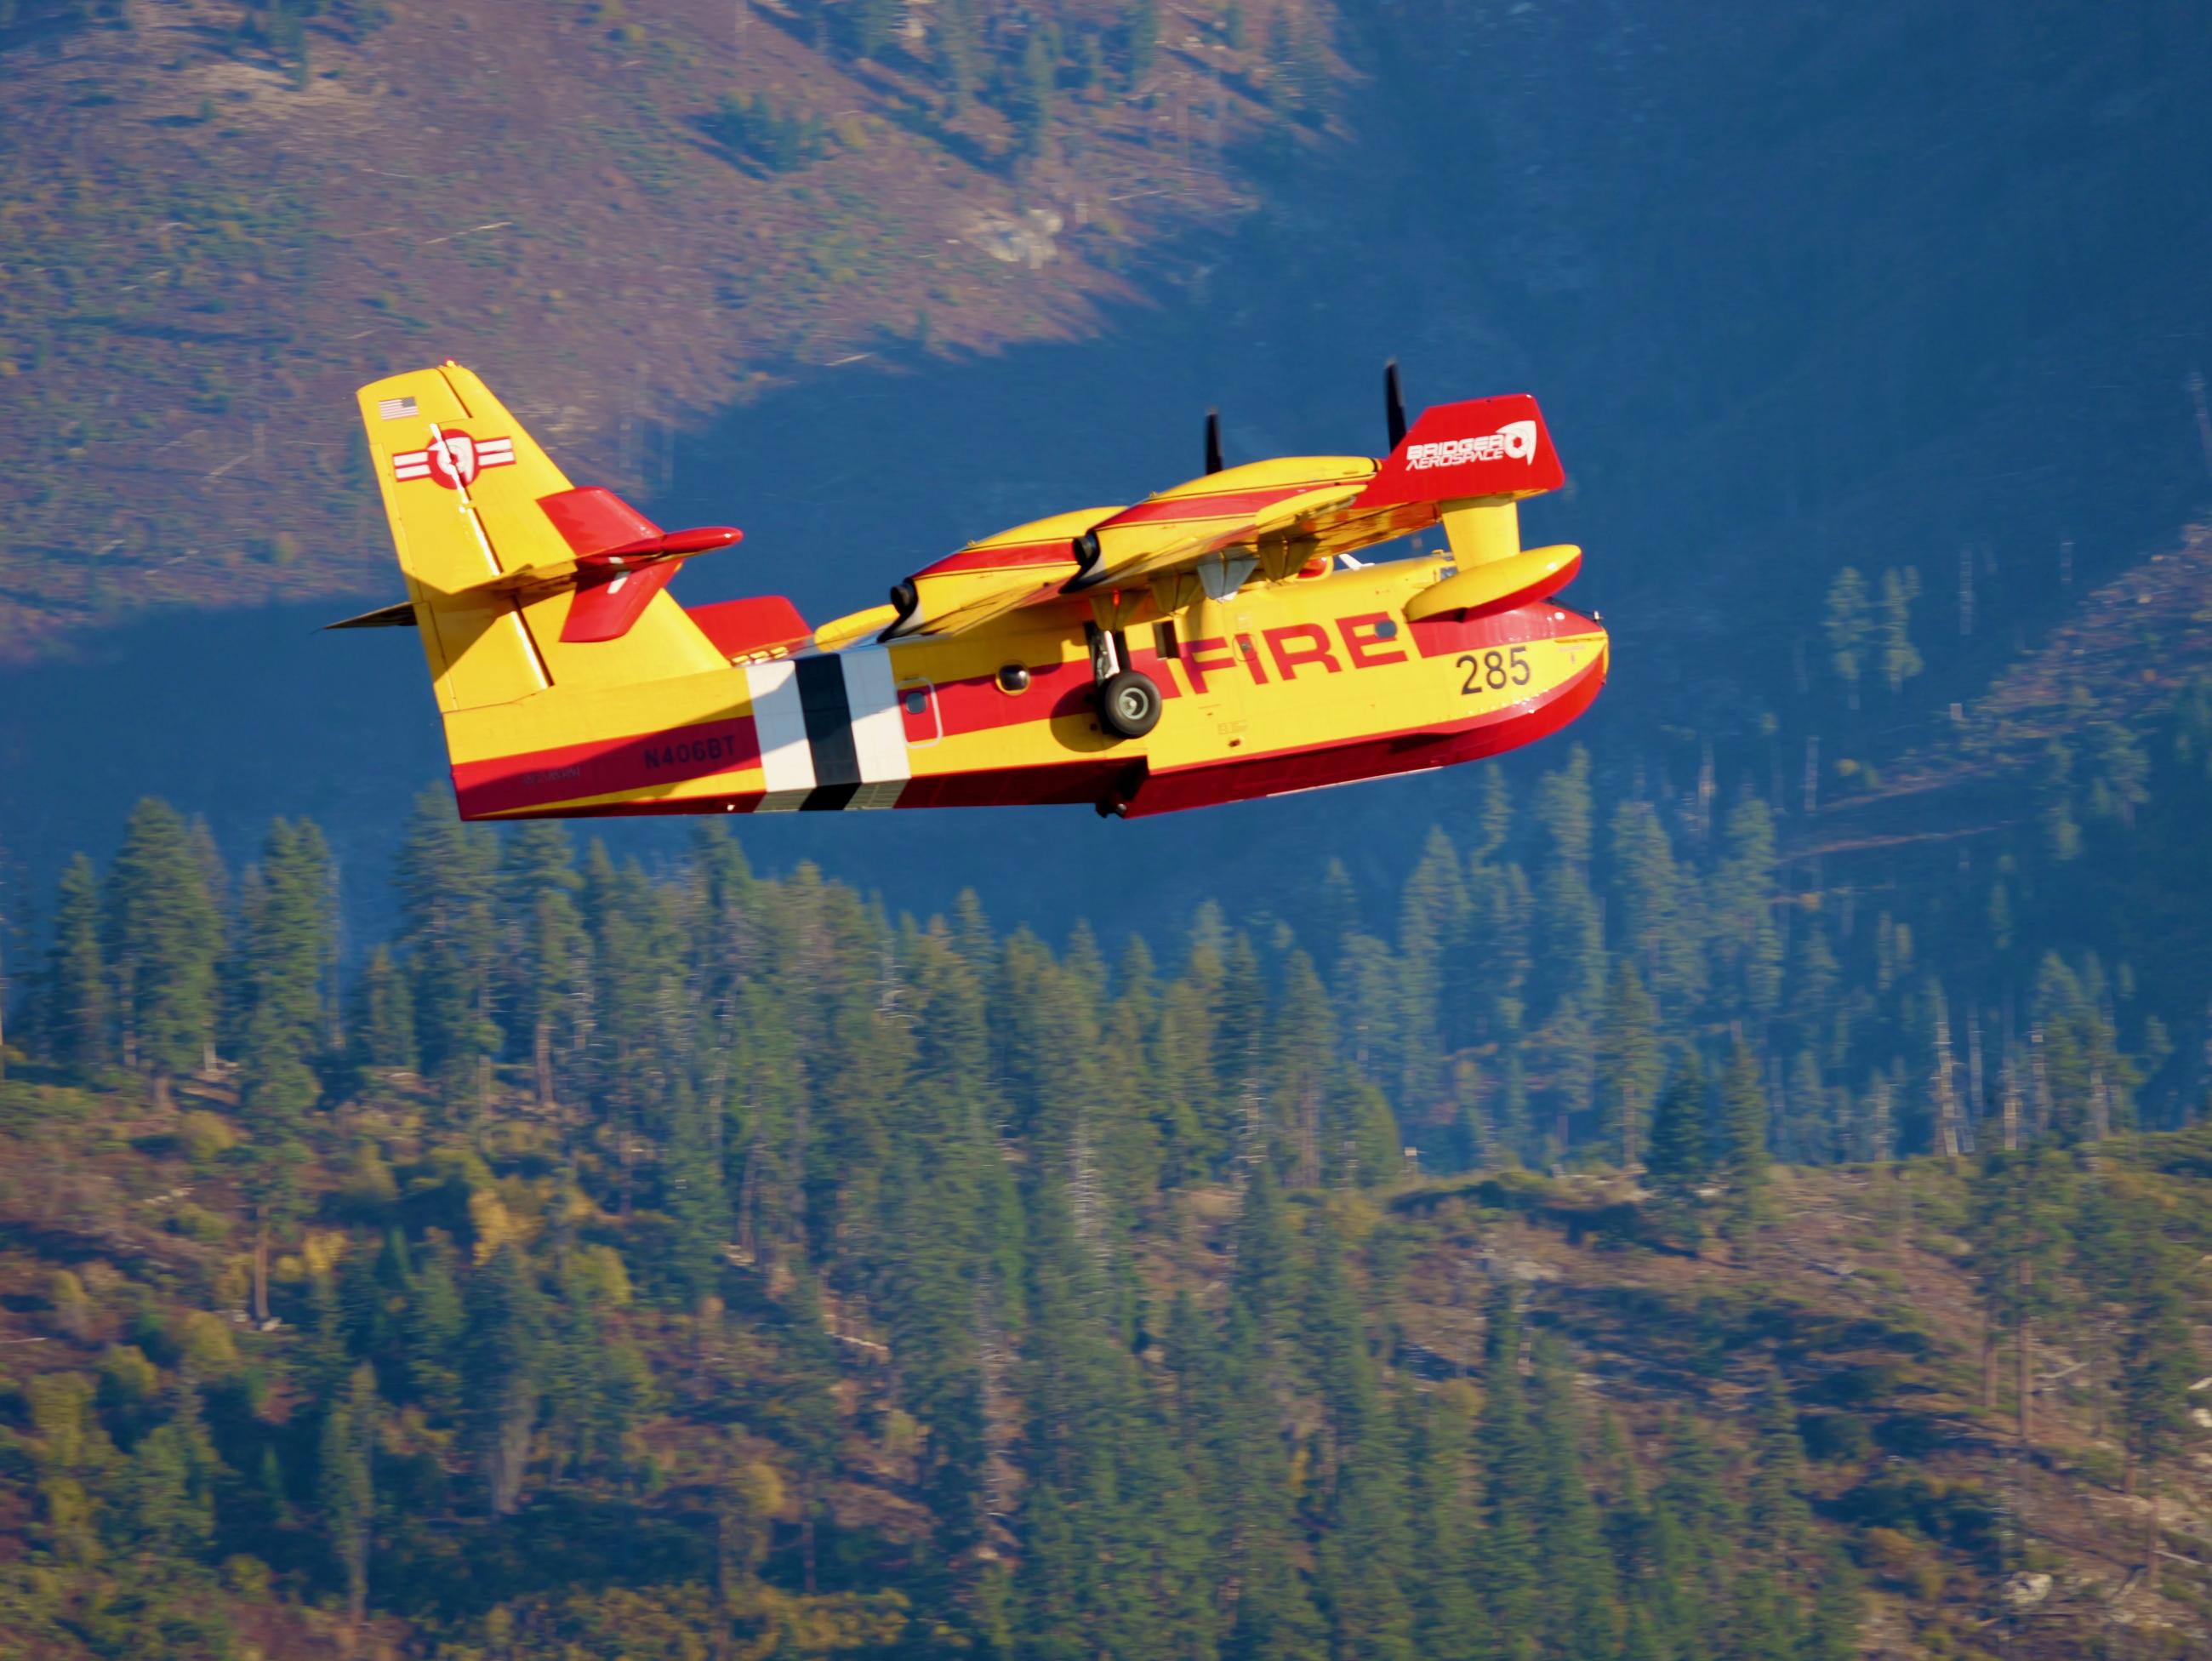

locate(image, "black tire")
[[1097, 670, 1162, 739]]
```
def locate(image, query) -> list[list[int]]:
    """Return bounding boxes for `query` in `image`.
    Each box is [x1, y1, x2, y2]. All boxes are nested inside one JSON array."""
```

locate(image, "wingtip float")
[[341, 362, 1606, 822]]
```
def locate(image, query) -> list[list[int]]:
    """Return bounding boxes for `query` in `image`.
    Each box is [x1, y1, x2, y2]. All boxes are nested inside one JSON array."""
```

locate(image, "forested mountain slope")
[[3, 794, 2210, 1658], [0, 0, 1328, 655]]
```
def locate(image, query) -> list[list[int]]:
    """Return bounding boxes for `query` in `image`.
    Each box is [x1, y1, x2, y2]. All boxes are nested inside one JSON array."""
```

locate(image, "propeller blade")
[[1205, 408, 1223, 476], [1385, 360, 1408, 451]]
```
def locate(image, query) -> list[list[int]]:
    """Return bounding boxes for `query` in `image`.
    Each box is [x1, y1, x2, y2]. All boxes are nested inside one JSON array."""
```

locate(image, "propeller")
[[1387, 360, 1420, 556], [1204, 408, 1223, 476]]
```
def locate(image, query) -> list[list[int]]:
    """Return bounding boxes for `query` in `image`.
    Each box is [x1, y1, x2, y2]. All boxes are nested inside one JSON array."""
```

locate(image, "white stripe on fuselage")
[[840, 648, 912, 789], [744, 659, 817, 793]]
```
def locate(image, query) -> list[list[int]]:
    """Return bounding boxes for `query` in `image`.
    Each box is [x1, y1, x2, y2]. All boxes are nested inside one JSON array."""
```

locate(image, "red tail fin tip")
[[1359, 394, 1564, 507]]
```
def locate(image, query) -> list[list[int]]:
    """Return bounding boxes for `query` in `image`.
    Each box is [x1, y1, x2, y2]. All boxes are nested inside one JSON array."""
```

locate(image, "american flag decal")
[[391, 431, 516, 489], [377, 395, 419, 420]]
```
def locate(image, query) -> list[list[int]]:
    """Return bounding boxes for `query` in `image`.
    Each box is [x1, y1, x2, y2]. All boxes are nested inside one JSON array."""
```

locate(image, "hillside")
[[4, 785, 2212, 1659], [0, 1065, 2203, 1659], [0, 0, 1333, 657]]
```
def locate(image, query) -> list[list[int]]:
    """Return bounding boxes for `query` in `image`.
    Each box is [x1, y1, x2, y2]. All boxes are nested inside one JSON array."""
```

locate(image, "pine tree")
[[1120, 0, 1156, 88], [1747, 1369, 1809, 1561], [234, 817, 334, 1142], [1598, 961, 1662, 1168], [1532, 748, 1605, 1014], [1609, 800, 1703, 1015], [1823, 567, 1868, 712], [1012, 24, 1056, 158], [2109, 1196, 2201, 1584], [465, 1244, 547, 1515], [1270, 950, 1337, 1187], [1708, 797, 1783, 1019], [1715, 1042, 1770, 1252], [1532, 1333, 1620, 1660], [1411, 1386, 1485, 1661], [1804, 1544, 1862, 1661], [402, 1234, 466, 1420], [1481, 1287, 1540, 1661], [43, 853, 111, 1077], [1398, 825, 1469, 1100], [938, 0, 979, 114], [103, 797, 223, 1104], [1645, 1054, 1710, 1246], [350, 944, 416, 1072], [1879, 566, 1923, 698], [499, 820, 585, 1111], [395, 788, 501, 1113], [1965, 1144, 2075, 1444], [317, 1362, 377, 1634]]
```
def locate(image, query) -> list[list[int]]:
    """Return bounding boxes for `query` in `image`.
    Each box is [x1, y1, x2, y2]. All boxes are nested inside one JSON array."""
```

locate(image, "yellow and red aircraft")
[[338, 362, 1606, 819]]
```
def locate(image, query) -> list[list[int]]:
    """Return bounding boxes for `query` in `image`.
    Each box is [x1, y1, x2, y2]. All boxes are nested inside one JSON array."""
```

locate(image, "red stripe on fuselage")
[[452, 715, 761, 818], [1122, 645, 1606, 817], [921, 648, 1182, 743]]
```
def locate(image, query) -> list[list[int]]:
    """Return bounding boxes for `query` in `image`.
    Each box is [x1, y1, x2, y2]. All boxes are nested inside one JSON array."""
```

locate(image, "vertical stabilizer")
[[355, 364, 723, 714]]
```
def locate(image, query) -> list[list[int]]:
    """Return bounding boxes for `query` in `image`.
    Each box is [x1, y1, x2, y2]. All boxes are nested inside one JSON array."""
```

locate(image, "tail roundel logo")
[[392, 428, 516, 489]]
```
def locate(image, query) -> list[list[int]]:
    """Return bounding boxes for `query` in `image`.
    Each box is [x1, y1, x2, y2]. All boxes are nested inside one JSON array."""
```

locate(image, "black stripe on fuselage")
[[795, 654, 860, 809]]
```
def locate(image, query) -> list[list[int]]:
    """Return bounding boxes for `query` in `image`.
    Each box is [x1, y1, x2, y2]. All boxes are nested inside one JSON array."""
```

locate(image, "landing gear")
[[1087, 622, 1161, 740], [1098, 670, 1161, 739]]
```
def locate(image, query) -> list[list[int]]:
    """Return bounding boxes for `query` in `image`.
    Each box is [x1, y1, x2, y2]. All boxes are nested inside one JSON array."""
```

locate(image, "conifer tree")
[[466, 1245, 548, 1515], [1410, 1387, 1485, 1661], [1271, 950, 1337, 1187], [2108, 1196, 2200, 1584], [1532, 1333, 1620, 1660], [661, 1077, 731, 1308], [1965, 1144, 2075, 1444], [1120, 0, 1156, 88], [1715, 1042, 1770, 1252], [1645, 1055, 1710, 1245], [499, 820, 585, 1111], [349, 944, 416, 1073], [1397, 826, 1468, 1100], [317, 1363, 377, 1635], [103, 797, 223, 1106], [1599, 961, 1663, 1167], [1823, 567, 1868, 712], [1709, 799, 1783, 1019], [1012, 24, 1056, 158], [1532, 748, 1605, 1016], [401, 1236, 466, 1420], [234, 817, 334, 1141], [395, 788, 501, 1113], [1609, 800, 1703, 1015], [1879, 566, 1924, 698], [1481, 1287, 1540, 1661], [1747, 1369, 1809, 1561], [43, 853, 111, 1078], [1804, 1544, 1863, 1661]]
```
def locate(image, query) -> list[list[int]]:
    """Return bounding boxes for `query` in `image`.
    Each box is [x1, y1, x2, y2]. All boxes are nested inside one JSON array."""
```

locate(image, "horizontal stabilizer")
[[324, 601, 418, 631], [391, 482, 751, 642]]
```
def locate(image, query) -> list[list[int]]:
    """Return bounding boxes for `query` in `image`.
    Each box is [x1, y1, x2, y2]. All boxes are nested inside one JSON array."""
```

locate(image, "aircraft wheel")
[[1097, 671, 1162, 739]]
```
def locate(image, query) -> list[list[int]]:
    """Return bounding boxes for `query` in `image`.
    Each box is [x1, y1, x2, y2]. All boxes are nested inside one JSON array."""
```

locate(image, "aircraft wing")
[[879, 394, 1564, 642], [881, 477, 1400, 641]]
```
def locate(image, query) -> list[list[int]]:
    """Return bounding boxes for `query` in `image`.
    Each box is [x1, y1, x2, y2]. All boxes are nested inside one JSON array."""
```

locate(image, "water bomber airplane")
[[337, 362, 1607, 819]]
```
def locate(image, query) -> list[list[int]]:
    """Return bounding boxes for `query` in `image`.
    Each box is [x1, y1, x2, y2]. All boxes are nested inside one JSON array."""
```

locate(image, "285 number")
[[1457, 647, 1531, 695]]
